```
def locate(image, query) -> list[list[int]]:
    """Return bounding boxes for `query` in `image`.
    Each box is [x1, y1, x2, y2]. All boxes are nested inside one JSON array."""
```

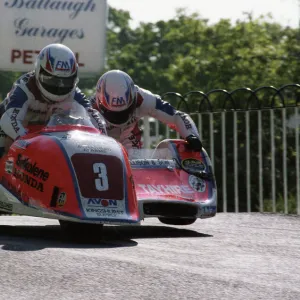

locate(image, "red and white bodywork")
[[0, 105, 217, 230], [131, 140, 217, 225], [0, 106, 139, 226]]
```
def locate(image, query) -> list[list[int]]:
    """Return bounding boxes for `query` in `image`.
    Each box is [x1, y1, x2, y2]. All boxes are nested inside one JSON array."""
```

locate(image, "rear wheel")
[[158, 217, 197, 226], [59, 220, 104, 241]]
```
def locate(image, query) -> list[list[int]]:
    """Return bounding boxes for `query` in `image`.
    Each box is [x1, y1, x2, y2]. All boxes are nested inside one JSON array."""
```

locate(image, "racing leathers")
[[90, 86, 200, 150], [0, 72, 106, 156]]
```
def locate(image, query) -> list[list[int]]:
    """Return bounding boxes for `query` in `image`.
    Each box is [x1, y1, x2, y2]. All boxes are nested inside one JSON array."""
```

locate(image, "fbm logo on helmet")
[[55, 60, 71, 71], [111, 97, 126, 107]]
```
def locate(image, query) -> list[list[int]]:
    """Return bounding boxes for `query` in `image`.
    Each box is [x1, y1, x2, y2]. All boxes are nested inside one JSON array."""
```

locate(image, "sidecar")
[[130, 138, 217, 226]]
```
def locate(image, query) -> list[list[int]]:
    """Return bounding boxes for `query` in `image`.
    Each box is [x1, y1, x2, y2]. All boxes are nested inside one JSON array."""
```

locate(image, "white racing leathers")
[[90, 86, 200, 151], [0, 72, 106, 156]]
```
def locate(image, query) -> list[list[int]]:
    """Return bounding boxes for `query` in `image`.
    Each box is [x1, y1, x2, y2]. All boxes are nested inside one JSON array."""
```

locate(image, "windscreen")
[[46, 102, 95, 128]]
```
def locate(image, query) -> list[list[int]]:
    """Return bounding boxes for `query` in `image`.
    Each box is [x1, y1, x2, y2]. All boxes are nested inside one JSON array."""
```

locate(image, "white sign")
[[0, 0, 107, 74]]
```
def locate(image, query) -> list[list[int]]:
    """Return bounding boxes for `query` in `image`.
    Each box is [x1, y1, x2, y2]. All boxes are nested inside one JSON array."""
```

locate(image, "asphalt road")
[[0, 213, 299, 300]]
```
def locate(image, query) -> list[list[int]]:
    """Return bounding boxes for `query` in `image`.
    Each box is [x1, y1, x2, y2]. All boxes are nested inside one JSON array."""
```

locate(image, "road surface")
[[0, 213, 299, 300]]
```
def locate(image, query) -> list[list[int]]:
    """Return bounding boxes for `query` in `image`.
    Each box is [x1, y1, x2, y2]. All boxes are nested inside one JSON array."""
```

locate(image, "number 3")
[[93, 163, 109, 191]]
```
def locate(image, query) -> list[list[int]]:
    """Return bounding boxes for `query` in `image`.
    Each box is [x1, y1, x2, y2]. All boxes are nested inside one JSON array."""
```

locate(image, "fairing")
[[130, 139, 217, 219], [0, 105, 139, 225]]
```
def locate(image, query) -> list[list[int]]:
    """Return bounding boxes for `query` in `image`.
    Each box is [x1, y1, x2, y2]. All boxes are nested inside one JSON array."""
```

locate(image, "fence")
[[142, 84, 300, 214]]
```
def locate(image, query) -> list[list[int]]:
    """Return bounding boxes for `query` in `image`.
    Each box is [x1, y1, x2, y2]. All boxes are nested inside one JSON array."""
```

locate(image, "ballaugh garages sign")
[[0, 0, 107, 73]]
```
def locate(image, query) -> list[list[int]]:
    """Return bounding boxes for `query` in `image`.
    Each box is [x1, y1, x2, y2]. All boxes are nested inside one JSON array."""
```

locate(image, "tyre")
[[158, 217, 197, 226], [59, 220, 104, 241]]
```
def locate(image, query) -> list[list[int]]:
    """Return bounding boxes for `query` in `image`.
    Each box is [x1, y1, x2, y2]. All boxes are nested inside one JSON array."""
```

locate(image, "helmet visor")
[[100, 100, 136, 125], [39, 68, 78, 96]]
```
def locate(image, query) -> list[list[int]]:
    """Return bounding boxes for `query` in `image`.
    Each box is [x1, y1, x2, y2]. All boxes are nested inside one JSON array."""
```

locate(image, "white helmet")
[[95, 70, 137, 126], [35, 43, 78, 102]]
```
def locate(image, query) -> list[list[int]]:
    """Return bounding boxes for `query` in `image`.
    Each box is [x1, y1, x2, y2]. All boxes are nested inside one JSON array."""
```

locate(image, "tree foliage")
[[0, 6, 299, 212], [104, 7, 300, 96], [1, 7, 300, 97], [101, 7, 300, 213]]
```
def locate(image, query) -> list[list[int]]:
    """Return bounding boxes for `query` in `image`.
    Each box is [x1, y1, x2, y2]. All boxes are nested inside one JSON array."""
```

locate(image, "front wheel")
[[59, 220, 104, 241], [158, 217, 197, 226]]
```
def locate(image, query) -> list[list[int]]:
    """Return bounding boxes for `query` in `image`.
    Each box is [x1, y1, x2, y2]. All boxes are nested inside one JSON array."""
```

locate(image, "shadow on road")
[[110, 225, 212, 239], [0, 223, 212, 252]]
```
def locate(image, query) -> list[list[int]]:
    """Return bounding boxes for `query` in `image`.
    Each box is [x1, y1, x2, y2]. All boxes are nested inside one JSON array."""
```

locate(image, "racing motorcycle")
[[0, 103, 217, 236]]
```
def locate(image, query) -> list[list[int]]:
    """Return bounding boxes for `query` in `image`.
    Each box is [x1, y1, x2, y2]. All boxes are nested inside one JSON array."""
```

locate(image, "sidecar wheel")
[[59, 220, 103, 241], [158, 217, 197, 226]]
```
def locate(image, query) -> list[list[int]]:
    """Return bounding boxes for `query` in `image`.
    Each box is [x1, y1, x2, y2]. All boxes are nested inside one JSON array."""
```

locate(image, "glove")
[[185, 135, 203, 151]]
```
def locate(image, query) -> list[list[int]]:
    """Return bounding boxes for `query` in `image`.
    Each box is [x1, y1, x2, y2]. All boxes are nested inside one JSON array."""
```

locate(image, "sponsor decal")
[[84, 198, 125, 217], [87, 198, 118, 207], [12, 154, 49, 192], [176, 112, 192, 130], [111, 97, 126, 107], [5, 160, 13, 174], [16, 154, 49, 181], [128, 133, 139, 146], [128, 134, 141, 148], [181, 158, 205, 172], [10, 108, 20, 133], [57, 192, 67, 207], [130, 159, 175, 168], [138, 184, 194, 194], [130, 159, 153, 166], [77, 143, 109, 153], [87, 108, 106, 133], [85, 208, 124, 217], [13, 168, 44, 192], [55, 60, 72, 71], [0, 200, 13, 212], [188, 175, 206, 192]]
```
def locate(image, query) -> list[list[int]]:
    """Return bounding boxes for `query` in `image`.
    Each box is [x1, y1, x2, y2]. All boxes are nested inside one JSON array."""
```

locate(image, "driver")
[[0, 43, 106, 156], [90, 69, 202, 151]]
